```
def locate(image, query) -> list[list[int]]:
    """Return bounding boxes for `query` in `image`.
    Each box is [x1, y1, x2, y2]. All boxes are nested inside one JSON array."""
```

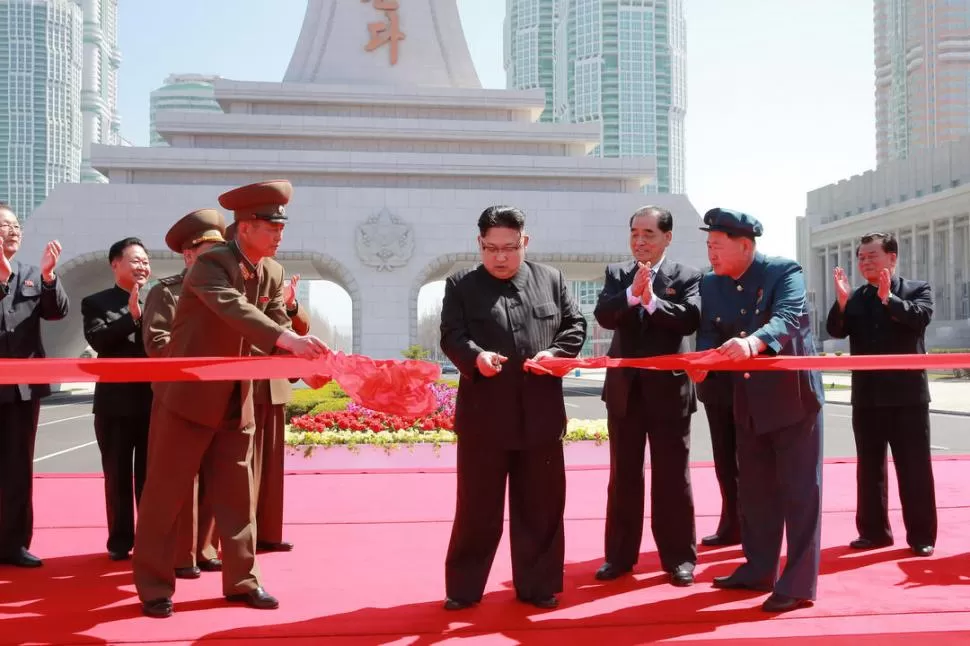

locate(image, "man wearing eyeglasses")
[[0, 202, 68, 568], [439, 205, 587, 611], [826, 232, 937, 558], [81, 237, 155, 562], [592, 205, 702, 588]]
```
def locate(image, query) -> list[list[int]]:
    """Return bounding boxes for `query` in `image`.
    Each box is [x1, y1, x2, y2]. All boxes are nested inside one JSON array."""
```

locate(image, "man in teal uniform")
[[689, 208, 824, 613]]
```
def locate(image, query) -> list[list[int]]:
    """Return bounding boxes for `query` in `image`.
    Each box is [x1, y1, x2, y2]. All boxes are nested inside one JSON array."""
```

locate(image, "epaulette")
[[157, 274, 183, 287]]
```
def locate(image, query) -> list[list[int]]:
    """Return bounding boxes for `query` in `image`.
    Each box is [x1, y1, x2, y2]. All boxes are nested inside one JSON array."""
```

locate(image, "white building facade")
[[24, 0, 707, 361], [799, 135, 970, 350], [149, 74, 221, 146]]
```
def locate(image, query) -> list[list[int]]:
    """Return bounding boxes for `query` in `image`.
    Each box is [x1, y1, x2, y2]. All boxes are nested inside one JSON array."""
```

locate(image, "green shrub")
[[309, 398, 351, 415], [286, 381, 349, 421]]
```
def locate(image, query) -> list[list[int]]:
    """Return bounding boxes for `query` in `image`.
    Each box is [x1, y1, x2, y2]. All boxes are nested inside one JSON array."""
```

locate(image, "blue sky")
[[117, 0, 876, 330]]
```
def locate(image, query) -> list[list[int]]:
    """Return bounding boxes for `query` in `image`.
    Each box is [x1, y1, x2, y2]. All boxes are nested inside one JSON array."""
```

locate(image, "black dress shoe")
[[443, 597, 476, 610], [762, 592, 811, 613], [594, 562, 632, 581], [198, 558, 222, 572], [670, 565, 694, 587], [712, 574, 770, 591], [175, 566, 201, 579], [108, 551, 130, 561], [701, 533, 741, 547], [912, 545, 934, 557], [257, 541, 293, 552], [0, 548, 42, 568], [142, 598, 173, 618], [849, 537, 893, 550], [518, 594, 559, 609], [225, 587, 279, 609]]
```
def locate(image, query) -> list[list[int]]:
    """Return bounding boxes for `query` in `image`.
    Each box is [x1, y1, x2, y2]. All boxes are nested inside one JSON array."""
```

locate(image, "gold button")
[[743, 372, 751, 379], [740, 331, 747, 338], [715, 316, 721, 323], [755, 309, 760, 315], [741, 308, 747, 315], [736, 285, 743, 292]]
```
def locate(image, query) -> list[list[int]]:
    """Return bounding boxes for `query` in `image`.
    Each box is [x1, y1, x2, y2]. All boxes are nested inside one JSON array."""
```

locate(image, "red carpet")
[[3, 450, 970, 644]]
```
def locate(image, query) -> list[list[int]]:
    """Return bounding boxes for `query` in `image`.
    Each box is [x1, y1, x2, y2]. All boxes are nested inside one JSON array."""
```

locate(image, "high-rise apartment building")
[[81, 0, 122, 183], [149, 74, 222, 146], [504, 0, 686, 194], [875, 0, 970, 164], [0, 0, 119, 217]]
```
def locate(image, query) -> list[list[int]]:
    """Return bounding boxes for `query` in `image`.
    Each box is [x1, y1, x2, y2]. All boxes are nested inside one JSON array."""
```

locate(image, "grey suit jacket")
[[0, 259, 70, 402]]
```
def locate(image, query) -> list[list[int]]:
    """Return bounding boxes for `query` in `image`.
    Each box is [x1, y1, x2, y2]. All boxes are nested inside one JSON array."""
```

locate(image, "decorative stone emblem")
[[355, 208, 414, 272]]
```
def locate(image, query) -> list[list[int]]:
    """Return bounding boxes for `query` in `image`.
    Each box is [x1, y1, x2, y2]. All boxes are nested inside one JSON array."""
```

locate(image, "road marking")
[[931, 445, 949, 451], [38, 413, 93, 427], [33, 441, 98, 464], [565, 403, 579, 408]]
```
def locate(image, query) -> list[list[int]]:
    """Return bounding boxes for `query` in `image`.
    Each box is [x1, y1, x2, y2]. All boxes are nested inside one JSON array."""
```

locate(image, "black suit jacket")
[[0, 259, 70, 403], [594, 259, 701, 420], [825, 275, 931, 408], [81, 285, 153, 417], [439, 261, 587, 450]]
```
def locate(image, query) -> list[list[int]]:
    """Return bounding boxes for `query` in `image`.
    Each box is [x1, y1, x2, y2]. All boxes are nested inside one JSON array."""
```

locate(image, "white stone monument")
[[22, 0, 706, 360]]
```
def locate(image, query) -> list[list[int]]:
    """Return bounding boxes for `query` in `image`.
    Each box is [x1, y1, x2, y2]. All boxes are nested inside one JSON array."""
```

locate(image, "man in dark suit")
[[81, 237, 155, 561], [132, 181, 330, 618], [439, 205, 587, 611], [592, 206, 701, 587], [0, 202, 68, 568], [695, 370, 740, 547], [826, 232, 936, 557], [690, 208, 824, 613]]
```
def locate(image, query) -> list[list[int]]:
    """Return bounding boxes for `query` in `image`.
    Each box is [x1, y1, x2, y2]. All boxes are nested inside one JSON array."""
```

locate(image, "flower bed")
[[286, 382, 609, 453]]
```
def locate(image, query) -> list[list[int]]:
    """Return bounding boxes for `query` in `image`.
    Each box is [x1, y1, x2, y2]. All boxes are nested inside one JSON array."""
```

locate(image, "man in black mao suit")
[[81, 237, 154, 561], [826, 232, 936, 557], [439, 205, 587, 611], [0, 202, 68, 568], [593, 205, 701, 586]]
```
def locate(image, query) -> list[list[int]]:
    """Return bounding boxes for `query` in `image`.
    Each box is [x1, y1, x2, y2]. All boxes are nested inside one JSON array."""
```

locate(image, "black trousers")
[[0, 399, 41, 556], [94, 412, 151, 554], [604, 395, 696, 572], [852, 404, 937, 548], [705, 401, 740, 539], [445, 438, 565, 602]]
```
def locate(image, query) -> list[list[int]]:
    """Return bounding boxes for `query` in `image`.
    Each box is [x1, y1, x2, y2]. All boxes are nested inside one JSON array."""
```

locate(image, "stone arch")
[[41, 249, 363, 361], [274, 250, 363, 355], [407, 252, 631, 348]]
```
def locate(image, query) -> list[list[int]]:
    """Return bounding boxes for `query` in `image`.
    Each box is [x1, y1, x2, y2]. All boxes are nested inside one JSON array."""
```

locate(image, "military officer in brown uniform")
[[132, 180, 330, 618], [142, 209, 227, 579], [223, 221, 311, 553]]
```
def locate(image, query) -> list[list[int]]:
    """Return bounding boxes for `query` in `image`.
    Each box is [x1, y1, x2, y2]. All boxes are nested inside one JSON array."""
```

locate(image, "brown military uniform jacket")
[[142, 271, 185, 359], [153, 242, 291, 430], [251, 257, 311, 406]]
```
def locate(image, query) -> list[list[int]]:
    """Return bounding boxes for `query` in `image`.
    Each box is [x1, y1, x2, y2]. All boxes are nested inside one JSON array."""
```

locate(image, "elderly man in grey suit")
[[0, 201, 69, 568]]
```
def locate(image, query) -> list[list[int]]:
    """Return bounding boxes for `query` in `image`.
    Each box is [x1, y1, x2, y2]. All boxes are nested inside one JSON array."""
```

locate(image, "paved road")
[[33, 379, 970, 474]]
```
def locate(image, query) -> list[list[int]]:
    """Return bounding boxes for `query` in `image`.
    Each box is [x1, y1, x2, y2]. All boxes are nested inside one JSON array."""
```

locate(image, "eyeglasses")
[[480, 238, 523, 255], [0, 223, 21, 233]]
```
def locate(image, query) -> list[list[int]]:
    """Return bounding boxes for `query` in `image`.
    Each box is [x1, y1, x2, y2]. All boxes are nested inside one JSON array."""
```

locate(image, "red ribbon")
[[525, 350, 970, 378], [2, 352, 442, 417]]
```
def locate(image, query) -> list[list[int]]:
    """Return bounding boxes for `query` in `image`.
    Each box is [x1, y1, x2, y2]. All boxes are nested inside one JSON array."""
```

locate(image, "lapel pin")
[[23, 279, 34, 287]]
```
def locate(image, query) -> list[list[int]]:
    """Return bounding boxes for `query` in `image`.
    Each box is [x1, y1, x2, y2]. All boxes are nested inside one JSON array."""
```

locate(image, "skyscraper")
[[504, 0, 687, 194], [149, 74, 222, 146], [875, 0, 970, 164], [81, 0, 122, 183], [0, 0, 120, 217]]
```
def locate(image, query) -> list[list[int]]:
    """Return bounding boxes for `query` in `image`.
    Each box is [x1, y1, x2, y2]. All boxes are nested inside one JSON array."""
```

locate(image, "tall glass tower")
[[875, 0, 970, 164], [149, 74, 222, 146], [0, 0, 120, 217], [504, 0, 686, 194]]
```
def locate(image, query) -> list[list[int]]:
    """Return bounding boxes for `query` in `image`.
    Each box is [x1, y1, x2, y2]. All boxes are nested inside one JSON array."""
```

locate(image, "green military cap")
[[164, 208, 227, 253], [218, 180, 292, 224], [699, 208, 764, 239]]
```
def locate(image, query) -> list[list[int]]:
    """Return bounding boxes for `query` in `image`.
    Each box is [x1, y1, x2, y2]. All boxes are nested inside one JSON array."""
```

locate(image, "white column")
[[928, 221, 936, 290], [911, 225, 918, 278], [949, 217, 957, 321]]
